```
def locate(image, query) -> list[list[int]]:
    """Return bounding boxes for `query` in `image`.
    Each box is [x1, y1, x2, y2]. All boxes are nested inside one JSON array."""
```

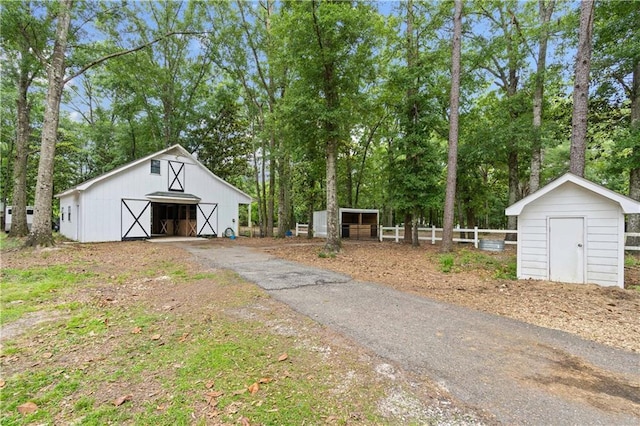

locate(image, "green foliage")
[[438, 249, 517, 279], [439, 253, 455, 273]]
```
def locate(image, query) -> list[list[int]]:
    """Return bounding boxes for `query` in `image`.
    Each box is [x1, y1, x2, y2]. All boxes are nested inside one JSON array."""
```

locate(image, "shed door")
[[549, 217, 585, 283], [121, 199, 151, 240]]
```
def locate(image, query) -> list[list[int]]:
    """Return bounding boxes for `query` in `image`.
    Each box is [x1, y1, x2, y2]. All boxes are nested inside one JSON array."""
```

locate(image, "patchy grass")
[[0, 265, 93, 325], [437, 248, 516, 279], [0, 244, 411, 425]]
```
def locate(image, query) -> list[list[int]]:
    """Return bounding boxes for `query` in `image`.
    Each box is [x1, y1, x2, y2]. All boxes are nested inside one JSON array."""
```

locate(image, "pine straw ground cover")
[[237, 237, 640, 353], [0, 239, 485, 425]]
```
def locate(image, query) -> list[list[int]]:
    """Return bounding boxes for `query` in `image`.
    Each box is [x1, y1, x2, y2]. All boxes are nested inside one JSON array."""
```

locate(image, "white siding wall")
[[313, 210, 328, 237], [72, 151, 249, 242], [518, 182, 622, 287]]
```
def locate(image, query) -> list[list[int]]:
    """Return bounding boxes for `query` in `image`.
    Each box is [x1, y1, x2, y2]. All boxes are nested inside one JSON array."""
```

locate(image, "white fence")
[[295, 223, 309, 237], [379, 225, 517, 248], [293, 224, 640, 251], [626, 232, 640, 251]]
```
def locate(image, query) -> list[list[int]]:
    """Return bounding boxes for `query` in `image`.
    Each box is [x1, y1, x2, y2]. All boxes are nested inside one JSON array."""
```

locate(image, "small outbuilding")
[[313, 208, 379, 239], [505, 173, 640, 288], [56, 144, 252, 243]]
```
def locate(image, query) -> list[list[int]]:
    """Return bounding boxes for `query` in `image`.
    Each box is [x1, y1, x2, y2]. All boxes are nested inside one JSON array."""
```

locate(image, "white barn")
[[56, 144, 252, 243], [505, 173, 640, 288]]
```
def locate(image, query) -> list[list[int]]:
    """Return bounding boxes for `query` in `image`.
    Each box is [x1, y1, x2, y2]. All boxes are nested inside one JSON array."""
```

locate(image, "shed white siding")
[[515, 181, 624, 287], [56, 145, 251, 243], [313, 210, 328, 238]]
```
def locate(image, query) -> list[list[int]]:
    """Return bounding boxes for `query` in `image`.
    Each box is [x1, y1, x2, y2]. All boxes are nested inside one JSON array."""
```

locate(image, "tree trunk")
[[627, 61, 640, 246], [569, 0, 595, 177], [529, 0, 555, 193], [404, 213, 412, 244], [506, 149, 519, 239], [325, 138, 340, 252], [441, 0, 463, 253], [411, 208, 420, 247], [26, 0, 73, 247], [10, 70, 31, 237], [266, 131, 275, 237]]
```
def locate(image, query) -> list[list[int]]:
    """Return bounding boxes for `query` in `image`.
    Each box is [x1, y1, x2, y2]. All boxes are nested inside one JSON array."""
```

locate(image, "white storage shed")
[[313, 208, 379, 239], [505, 173, 640, 288], [55, 144, 252, 243]]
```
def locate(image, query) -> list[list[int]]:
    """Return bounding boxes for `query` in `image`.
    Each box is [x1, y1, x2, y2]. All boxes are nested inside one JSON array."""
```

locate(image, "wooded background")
[[1, 0, 638, 247]]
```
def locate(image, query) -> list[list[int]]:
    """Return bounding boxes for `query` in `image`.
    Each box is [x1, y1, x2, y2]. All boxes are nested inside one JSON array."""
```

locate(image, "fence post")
[[295, 223, 299, 237], [379, 225, 382, 242], [474, 226, 478, 248], [431, 225, 436, 245], [395, 224, 399, 243]]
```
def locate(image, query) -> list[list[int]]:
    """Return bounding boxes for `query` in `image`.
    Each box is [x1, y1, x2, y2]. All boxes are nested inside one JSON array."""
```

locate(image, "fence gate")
[[197, 203, 218, 237], [121, 199, 151, 240]]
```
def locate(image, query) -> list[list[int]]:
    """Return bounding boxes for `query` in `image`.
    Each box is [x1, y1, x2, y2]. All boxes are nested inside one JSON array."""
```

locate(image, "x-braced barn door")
[[168, 161, 185, 192], [121, 199, 151, 240], [197, 203, 218, 237]]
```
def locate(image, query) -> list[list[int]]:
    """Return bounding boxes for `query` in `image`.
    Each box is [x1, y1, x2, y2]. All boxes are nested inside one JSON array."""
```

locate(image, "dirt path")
[[182, 241, 640, 425]]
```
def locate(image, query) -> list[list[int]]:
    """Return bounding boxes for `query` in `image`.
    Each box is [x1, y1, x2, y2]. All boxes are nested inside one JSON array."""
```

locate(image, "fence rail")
[[293, 224, 640, 251], [295, 223, 309, 237], [379, 225, 517, 248]]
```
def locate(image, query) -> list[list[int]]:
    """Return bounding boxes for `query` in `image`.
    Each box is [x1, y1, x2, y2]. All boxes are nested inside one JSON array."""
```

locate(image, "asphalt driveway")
[[181, 242, 640, 425]]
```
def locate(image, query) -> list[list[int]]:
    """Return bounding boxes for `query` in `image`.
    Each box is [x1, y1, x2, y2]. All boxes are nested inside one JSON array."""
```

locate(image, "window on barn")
[[62, 210, 64, 221], [68, 206, 71, 222], [151, 159, 161, 174]]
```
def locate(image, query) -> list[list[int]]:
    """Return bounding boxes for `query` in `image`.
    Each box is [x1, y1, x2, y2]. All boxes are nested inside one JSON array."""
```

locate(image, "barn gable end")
[[56, 145, 252, 243]]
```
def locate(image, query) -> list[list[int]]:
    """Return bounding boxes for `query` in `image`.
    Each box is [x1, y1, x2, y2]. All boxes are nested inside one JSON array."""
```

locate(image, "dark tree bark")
[[26, 0, 73, 247], [529, 0, 556, 193], [10, 61, 32, 237], [442, 0, 463, 253], [627, 61, 640, 246], [569, 0, 595, 177]]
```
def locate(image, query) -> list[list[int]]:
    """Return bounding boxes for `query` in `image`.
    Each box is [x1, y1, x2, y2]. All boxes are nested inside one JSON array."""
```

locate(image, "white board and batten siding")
[[507, 173, 640, 288], [56, 145, 251, 243]]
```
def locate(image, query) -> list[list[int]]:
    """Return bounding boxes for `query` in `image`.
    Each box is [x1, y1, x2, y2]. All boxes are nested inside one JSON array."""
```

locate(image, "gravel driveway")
[[182, 242, 640, 425]]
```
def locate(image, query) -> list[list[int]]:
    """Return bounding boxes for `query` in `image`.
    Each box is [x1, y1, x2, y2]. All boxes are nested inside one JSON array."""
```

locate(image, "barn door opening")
[[549, 217, 585, 283], [197, 203, 218, 237], [121, 199, 151, 240]]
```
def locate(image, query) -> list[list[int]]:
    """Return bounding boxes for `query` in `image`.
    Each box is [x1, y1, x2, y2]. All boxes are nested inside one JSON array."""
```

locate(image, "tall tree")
[[0, 1, 49, 237], [593, 0, 640, 244], [529, 0, 556, 192], [569, 0, 595, 177], [276, 0, 382, 252], [26, 0, 73, 247], [471, 1, 532, 236], [442, 0, 463, 253], [25, 1, 185, 246]]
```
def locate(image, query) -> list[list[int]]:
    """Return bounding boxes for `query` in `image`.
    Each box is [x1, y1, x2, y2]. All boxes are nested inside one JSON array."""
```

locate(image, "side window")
[[26, 208, 34, 215], [68, 206, 71, 222], [151, 159, 161, 174], [62, 210, 65, 221]]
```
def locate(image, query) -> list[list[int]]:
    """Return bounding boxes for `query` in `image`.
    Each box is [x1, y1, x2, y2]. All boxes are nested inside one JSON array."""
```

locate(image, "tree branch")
[[63, 31, 205, 84]]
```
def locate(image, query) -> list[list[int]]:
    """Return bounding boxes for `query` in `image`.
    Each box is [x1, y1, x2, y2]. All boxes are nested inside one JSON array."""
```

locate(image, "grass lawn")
[[0, 236, 472, 425]]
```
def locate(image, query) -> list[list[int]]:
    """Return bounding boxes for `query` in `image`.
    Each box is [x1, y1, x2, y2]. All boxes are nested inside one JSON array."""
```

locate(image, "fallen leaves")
[[277, 353, 288, 362], [113, 394, 133, 406], [247, 382, 260, 395]]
